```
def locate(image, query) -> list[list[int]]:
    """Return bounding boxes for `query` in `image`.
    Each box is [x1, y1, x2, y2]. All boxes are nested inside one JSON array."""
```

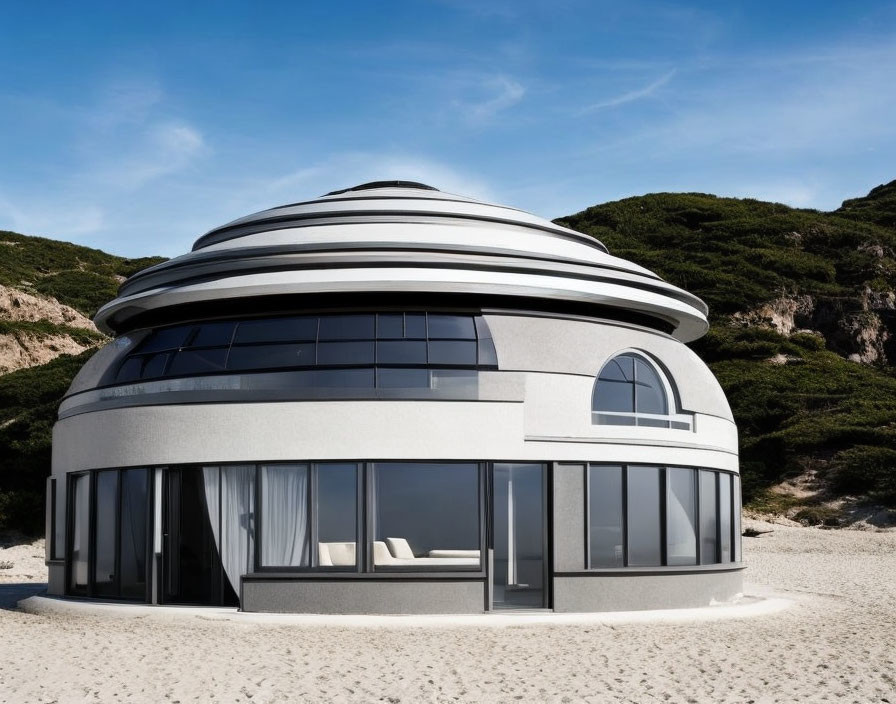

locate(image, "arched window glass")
[[592, 352, 691, 430]]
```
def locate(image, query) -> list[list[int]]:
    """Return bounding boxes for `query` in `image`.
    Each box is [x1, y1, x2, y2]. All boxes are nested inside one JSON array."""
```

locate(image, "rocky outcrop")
[[0, 285, 95, 330], [733, 289, 895, 365], [0, 333, 94, 375]]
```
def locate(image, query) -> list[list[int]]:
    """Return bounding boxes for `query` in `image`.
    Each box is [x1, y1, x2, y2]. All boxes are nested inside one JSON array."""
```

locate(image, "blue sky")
[[1, 1, 895, 257]]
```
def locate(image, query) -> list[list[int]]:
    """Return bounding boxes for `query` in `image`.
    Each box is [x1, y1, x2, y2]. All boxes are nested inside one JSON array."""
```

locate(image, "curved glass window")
[[587, 464, 741, 568], [110, 312, 498, 390], [592, 352, 692, 430]]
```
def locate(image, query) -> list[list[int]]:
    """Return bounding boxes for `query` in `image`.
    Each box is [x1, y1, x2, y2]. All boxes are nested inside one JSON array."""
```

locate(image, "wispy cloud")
[[453, 75, 525, 125], [577, 69, 676, 115]]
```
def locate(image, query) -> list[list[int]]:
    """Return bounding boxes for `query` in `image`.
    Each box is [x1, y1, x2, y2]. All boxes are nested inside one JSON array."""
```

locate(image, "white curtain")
[[260, 464, 309, 567], [202, 465, 256, 594]]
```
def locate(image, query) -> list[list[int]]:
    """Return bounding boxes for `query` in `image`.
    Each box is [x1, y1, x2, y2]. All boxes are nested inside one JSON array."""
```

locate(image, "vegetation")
[[558, 180, 896, 512], [0, 229, 165, 316], [0, 350, 96, 533], [1, 182, 895, 532], [0, 319, 106, 347]]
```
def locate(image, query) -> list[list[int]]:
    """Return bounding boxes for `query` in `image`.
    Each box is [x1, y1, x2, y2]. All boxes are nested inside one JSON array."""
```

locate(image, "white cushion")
[[373, 541, 396, 565], [318, 543, 333, 567], [319, 541, 355, 566], [385, 537, 415, 559]]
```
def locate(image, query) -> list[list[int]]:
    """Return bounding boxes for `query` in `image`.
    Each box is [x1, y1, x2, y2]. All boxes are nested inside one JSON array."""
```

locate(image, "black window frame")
[[585, 464, 741, 570], [108, 311, 499, 390]]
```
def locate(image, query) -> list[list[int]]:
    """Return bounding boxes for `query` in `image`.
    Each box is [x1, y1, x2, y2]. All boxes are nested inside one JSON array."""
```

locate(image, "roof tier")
[[94, 182, 709, 341]]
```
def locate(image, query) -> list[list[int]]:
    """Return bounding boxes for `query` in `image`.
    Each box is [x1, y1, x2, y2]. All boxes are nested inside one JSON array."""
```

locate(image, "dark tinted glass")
[[599, 356, 634, 382], [227, 343, 315, 370], [377, 368, 430, 388], [116, 357, 143, 382], [191, 322, 236, 347], [635, 359, 667, 414], [373, 463, 480, 569], [318, 315, 375, 340], [93, 470, 118, 596], [234, 317, 318, 343], [376, 314, 404, 339], [637, 417, 670, 428], [317, 341, 375, 365], [317, 463, 358, 546], [427, 314, 476, 339], [594, 379, 634, 413], [626, 466, 662, 566], [141, 353, 170, 379], [377, 341, 427, 364], [719, 473, 732, 562], [167, 349, 228, 376], [139, 325, 194, 353], [404, 313, 426, 338], [428, 340, 477, 365], [119, 469, 148, 599], [589, 465, 624, 567], [699, 470, 718, 564]]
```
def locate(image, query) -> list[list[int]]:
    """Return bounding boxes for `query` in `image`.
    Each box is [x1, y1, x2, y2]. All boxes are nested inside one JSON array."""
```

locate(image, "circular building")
[[46, 181, 743, 613]]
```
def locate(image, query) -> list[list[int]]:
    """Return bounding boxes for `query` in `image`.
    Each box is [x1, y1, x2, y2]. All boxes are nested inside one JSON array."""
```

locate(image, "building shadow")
[[0, 583, 47, 611]]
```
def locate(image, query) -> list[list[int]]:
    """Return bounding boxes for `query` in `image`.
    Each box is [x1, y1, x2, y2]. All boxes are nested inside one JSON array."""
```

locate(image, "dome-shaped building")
[[46, 181, 742, 613]]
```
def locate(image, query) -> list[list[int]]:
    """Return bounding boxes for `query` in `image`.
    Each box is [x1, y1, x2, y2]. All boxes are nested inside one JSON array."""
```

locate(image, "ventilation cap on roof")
[[324, 180, 438, 196]]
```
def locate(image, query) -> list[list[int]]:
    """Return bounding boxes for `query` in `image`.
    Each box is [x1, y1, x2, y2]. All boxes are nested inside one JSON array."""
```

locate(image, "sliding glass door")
[[491, 464, 547, 609]]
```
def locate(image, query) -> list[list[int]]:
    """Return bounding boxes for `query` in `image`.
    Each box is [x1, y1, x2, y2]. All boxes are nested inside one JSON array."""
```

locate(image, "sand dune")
[[1, 521, 895, 703]]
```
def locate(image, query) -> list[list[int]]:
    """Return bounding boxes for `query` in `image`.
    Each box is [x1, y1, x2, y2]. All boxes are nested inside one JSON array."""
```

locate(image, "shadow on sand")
[[0, 583, 46, 610]]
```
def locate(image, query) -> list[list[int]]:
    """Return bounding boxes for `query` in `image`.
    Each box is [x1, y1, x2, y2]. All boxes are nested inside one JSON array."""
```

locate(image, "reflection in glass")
[[699, 470, 718, 564], [94, 470, 118, 596], [69, 474, 90, 593], [235, 317, 318, 343], [666, 467, 697, 566], [317, 341, 375, 365], [316, 463, 358, 568], [318, 314, 375, 340], [733, 476, 742, 562], [119, 469, 148, 599], [493, 464, 545, 608], [191, 321, 236, 347], [227, 343, 314, 370], [626, 466, 662, 566], [53, 479, 66, 560], [373, 463, 480, 570], [168, 349, 228, 376], [427, 340, 477, 365], [427, 314, 476, 339], [719, 473, 732, 562], [588, 465, 624, 567]]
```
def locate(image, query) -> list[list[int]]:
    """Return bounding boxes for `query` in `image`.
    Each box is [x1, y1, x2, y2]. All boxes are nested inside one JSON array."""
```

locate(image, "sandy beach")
[[1, 521, 894, 704]]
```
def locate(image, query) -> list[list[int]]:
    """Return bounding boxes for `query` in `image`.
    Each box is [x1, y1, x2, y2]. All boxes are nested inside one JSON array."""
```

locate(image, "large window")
[[372, 463, 481, 570], [255, 462, 481, 573], [66, 468, 150, 599], [592, 352, 692, 430], [258, 463, 359, 570], [112, 312, 498, 390], [587, 464, 741, 569]]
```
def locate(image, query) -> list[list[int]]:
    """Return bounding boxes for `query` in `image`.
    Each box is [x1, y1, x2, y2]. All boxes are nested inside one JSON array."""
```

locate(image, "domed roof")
[[94, 182, 709, 341]]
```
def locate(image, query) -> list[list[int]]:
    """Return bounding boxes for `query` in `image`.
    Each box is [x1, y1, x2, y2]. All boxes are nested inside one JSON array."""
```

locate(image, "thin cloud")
[[455, 75, 526, 125], [577, 69, 676, 115]]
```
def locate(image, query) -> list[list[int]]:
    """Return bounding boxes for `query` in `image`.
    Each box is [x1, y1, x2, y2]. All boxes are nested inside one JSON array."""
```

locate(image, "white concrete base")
[[18, 587, 791, 628]]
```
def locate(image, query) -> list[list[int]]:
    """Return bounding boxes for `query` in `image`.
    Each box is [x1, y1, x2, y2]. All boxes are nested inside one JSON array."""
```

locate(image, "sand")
[[1, 521, 895, 703]]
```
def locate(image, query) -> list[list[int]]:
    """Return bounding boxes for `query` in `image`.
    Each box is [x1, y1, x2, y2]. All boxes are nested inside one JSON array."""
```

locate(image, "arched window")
[[592, 352, 692, 430]]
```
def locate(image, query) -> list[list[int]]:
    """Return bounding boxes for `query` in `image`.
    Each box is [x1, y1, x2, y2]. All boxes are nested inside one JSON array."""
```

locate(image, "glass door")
[[491, 463, 547, 609]]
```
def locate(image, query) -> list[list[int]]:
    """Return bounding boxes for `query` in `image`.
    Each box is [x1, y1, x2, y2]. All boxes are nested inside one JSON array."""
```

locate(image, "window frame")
[[592, 351, 694, 431], [585, 464, 741, 571]]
